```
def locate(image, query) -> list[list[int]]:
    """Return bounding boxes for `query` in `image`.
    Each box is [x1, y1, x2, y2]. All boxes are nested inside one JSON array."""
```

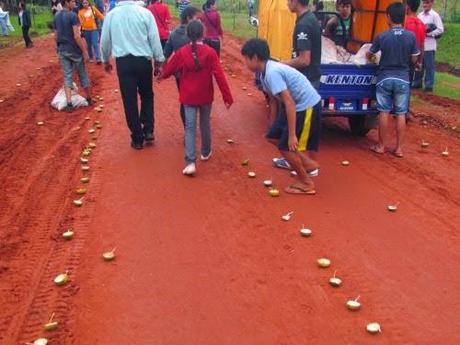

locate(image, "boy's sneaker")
[[424, 88, 433, 93], [290, 168, 320, 177], [308, 168, 319, 177], [183, 163, 196, 176], [272, 157, 291, 170], [200, 150, 212, 161]]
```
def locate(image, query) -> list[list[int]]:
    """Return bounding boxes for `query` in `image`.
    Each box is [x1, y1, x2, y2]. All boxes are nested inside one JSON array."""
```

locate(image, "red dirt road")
[[1, 36, 459, 345]]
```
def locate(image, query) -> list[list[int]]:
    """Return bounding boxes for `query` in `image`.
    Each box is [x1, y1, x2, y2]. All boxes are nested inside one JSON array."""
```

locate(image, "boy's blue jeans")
[[414, 50, 435, 89], [183, 105, 212, 164], [376, 79, 410, 115], [58, 52, 90, 89], [82, 30, 101, 61]]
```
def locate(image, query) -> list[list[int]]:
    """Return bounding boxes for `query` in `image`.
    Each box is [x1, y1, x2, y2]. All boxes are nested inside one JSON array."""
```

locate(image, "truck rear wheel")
[[348, 115, 377, 137]]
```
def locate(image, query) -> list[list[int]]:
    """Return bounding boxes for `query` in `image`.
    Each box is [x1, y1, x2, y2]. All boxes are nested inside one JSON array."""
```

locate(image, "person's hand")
[[104, 62, 113, 73], [288, 135, 298, 152], [154, 67, 161, 77], [83, 51, 90, 63]]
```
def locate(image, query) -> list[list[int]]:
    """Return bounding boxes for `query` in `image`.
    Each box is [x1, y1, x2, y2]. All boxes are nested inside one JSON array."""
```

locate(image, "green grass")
[[436, 22, 460, 69], [219, 11, 256, 39], [9, 10, 53, 37], [167, 1, 255, 39], [432, 72, 460, 100]]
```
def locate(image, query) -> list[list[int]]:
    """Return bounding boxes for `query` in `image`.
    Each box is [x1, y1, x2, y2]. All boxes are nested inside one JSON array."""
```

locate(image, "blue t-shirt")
[[370, 27, 419, 83], [261, 60, 321, 112], [53, 10, 82, 57]]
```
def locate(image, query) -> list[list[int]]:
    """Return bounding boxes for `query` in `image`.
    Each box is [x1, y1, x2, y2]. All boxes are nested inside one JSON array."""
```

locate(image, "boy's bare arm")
[[284, 50, 311, 69], [324, 16, 338, 37], [73, 24, 89, 61]]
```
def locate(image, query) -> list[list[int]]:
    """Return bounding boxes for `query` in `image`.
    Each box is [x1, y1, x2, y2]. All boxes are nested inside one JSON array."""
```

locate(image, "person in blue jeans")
[[54, 0, 92, 112], [78, 0, 104, 63], [367, 2, 419, 158], [414, 0, 444, 92]]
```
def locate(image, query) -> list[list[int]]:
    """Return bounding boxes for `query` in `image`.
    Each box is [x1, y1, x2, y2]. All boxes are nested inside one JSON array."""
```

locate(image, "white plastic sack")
[[321, 37, 380, 66], [350, 43, 381, 65], [321, 36, 338, 64], [51, 83, 88, 111]]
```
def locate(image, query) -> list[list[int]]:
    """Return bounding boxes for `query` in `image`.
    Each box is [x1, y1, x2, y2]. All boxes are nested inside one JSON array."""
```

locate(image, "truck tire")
[[348, 115, 377, 137], [348, 117, 368, 136]]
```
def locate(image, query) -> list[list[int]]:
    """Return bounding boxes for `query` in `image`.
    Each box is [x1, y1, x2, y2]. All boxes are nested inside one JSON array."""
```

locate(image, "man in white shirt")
[[414, 0, 444, 92], [101, 0, 164, 149]]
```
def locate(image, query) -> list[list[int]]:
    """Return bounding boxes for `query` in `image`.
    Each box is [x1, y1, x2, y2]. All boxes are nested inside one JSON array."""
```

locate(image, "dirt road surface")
[[0, 35, 459, 345]]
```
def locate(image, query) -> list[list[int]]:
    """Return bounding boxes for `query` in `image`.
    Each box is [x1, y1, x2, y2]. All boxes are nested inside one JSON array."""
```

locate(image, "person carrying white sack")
[[0, 2, 15, 36]]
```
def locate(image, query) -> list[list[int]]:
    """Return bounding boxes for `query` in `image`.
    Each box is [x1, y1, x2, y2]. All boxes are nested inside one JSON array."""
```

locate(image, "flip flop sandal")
[[391, 150, 404, 158], [370, 145, 385, 154], [272, 157, 292, 170], [285, 184, 316, 195]]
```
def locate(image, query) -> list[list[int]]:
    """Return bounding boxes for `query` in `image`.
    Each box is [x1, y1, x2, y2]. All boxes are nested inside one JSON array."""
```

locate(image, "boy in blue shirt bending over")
[[367, 2, 419, 158], [241, 38, 321, 195]]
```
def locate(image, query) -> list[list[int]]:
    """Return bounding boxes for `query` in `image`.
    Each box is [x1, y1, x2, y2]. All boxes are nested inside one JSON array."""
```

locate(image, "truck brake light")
[[328, 97, 335, 111]]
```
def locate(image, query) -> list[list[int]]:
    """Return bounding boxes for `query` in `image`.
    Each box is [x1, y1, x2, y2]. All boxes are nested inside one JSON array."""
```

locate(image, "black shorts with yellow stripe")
[[266, 101, 321, 152]]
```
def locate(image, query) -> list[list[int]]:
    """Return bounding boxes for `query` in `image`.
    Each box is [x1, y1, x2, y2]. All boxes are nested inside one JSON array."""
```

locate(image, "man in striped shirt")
[[176, 0, 190, 17]]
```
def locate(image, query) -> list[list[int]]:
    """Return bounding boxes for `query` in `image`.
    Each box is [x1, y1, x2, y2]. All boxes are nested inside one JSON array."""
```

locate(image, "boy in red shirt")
[[147, 0, 171, 48], [159, 20, 233, 176], [405, 0, 425, 86]]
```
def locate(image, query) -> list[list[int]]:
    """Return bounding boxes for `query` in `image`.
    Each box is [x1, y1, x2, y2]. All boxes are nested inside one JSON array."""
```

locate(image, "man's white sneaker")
[[200, 151, 212, 161], [182, 163, 196, 176]]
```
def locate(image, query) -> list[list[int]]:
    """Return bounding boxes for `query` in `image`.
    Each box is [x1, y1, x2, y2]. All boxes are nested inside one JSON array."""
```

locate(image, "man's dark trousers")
[[116, 55, 154, 144], [22, 26, 33, 47]]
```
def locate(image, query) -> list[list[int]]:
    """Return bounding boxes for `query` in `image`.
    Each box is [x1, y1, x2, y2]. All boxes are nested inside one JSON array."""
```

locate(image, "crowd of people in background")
[[17, 0, 445, 191]]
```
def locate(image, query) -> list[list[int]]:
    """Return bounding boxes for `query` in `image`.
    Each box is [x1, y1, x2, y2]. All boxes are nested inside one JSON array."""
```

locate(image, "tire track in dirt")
[[0, 50, 107, 343]]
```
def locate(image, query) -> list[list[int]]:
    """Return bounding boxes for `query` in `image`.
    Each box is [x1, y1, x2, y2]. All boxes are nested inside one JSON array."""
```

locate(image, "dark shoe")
[[87, 98, 94, 106], [411, 85, 422, 89], [96, 61, 102, 65], [131, 141, 144, 150], [144, 132, 154, 143], [424, 88, 433, 93]]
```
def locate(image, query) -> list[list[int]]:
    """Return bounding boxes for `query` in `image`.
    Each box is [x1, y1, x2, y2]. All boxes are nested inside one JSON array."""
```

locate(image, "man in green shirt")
[[325, 0, 352, 48]]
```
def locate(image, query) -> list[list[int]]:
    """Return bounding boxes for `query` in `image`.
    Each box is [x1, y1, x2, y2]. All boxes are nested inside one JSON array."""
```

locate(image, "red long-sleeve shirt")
[[147, 2, 171, 40], [405, 16, 425, 50], [201, 9, 223, 39], [161, 42, 233, 107]]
